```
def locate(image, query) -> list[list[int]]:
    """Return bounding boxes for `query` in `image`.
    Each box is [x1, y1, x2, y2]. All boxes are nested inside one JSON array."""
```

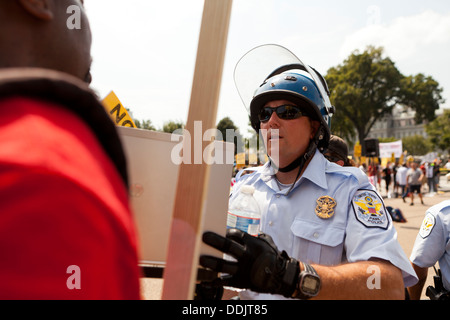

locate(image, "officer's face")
[[260, 99, 319, 170]]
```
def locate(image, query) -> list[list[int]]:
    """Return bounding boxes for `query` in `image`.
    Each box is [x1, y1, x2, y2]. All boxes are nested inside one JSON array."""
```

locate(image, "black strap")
[[269, 137, 318, 196]]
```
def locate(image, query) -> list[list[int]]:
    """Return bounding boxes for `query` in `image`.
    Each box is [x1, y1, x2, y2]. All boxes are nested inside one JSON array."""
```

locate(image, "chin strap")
[[268, 127, 324, 196], [269, 139, 317, 196]]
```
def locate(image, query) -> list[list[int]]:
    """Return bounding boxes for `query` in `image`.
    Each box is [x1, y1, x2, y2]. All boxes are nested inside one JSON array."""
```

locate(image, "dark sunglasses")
[[258, 104, 308, 123]]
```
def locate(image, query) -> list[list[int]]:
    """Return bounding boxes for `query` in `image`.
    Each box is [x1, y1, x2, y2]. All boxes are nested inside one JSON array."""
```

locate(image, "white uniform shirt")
[[425, 163, 434, 179], [396, 166, 408, 186], [232, 150, 417, 299], [410, 200, 450, 291]]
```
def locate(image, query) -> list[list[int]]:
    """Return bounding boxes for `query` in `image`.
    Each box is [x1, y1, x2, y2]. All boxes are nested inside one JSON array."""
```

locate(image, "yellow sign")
[[235, 153, 245, 167], [354, 144, 362, 157], [249, 153, 258, 165], [102, 91, 136, 128]]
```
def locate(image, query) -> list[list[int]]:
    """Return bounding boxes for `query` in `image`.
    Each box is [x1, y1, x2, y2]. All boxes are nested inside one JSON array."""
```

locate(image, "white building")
[[367, 106, 428, 140]]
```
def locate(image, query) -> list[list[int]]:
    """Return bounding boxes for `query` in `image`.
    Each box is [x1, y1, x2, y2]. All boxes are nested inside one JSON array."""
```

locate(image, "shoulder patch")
[[419, 213, 435, 239], [352, 189, 389, 229]]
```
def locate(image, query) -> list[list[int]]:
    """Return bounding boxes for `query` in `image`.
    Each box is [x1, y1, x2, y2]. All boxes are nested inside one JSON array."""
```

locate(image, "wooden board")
[[116, 126, 233, 265], [161, 0, 233, 300]]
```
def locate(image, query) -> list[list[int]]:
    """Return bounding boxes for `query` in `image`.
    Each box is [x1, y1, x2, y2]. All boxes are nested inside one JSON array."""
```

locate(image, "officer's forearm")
[[311, 260, 404, 300], [407, 264, 428, 300]]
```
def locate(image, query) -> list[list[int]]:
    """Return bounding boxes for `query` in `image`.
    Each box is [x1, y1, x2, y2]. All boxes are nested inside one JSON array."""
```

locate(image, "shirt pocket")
[[290, 219, 346, 266]]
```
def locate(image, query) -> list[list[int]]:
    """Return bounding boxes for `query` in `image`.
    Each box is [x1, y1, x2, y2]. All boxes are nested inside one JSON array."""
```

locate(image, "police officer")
[[200, 45, 417, 300], [323, 135, 353, 167], [408, 200, 450, 300]]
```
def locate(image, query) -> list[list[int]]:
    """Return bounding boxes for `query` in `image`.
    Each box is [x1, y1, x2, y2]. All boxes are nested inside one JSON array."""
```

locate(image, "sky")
[[85, 0, 450, 137]]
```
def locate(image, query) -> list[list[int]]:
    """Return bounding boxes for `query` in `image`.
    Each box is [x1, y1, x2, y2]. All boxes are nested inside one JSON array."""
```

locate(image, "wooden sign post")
[[161, 0, 233, 300]]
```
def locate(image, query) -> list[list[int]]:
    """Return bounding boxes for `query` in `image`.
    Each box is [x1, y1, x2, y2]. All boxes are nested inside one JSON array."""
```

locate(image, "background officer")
[[408, 200, 450, 300]]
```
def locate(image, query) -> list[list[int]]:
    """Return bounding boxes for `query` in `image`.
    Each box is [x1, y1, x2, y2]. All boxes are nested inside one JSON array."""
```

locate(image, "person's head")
[[411, 162, 418, 170], [250, 70, 333, 171], [0, 0, 92, 83], [324, 135, 350, 167], [259, 98, 320, 169]]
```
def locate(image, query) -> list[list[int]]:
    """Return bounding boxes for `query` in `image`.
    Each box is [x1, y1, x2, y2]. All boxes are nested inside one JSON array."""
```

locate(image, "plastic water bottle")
[[227, 185, 261, 236]]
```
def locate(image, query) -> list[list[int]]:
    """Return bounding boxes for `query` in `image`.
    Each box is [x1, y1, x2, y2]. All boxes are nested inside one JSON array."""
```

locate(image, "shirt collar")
[[260, 149, 329, 192]]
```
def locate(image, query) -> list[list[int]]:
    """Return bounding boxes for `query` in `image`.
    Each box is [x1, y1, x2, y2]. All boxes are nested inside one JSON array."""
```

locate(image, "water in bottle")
[[227, 185, 261, 236]]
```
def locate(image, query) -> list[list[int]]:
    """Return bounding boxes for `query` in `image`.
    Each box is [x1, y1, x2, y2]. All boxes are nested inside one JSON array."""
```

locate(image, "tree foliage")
[[400, 74, 445, 123], [134, 119, 156, 131], [326, 46, 402, 144], [216, 116, 243, 154], [401, 135, 433, 156], [162, 120, 184, 133], [426, 109, 450, 154], [216, 117, 238, 140], [325, 46, 444, 144]]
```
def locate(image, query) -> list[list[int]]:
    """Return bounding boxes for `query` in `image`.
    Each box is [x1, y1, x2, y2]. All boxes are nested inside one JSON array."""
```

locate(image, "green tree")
[[216, 117, 243, 154], [402, 135, 432, 156], [134, 119, 156, 131], [426, 109, 450, 153], [326, 46, 403, 144], [400, 74, 445, 123], [325, 46, 444, 145], [162, 120, 184, 134]]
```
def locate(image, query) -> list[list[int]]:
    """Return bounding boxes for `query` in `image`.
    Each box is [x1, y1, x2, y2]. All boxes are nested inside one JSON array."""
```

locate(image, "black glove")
[[200, 228, 300, 298]]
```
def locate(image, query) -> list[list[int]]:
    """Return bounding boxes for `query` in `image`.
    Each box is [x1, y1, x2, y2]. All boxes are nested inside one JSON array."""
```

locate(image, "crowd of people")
[[360, 158, 448, 204], [236, 138, 449, 207]]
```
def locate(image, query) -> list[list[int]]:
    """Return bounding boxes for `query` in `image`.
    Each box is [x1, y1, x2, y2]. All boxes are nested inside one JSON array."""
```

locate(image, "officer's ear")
[[17, 0, 54, 21]]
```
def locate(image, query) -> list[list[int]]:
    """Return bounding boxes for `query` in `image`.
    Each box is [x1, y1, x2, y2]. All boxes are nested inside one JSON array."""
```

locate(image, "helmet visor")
[[233, 44, 332, 115]]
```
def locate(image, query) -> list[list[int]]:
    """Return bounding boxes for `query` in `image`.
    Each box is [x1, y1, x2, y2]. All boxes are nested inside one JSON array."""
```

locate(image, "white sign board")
[[379, 140, 403, 158]]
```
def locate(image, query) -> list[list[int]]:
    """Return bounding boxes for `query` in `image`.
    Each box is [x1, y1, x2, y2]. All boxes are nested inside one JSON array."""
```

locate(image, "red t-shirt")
[[0, 97, 141, 299]]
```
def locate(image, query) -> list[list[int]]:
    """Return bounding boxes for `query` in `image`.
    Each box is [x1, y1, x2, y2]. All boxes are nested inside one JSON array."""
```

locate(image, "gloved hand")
[[200, 228, 300, 298]]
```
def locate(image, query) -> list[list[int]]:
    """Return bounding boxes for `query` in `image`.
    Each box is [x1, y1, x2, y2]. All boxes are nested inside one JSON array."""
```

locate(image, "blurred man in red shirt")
[[0, 0, 141, 299]]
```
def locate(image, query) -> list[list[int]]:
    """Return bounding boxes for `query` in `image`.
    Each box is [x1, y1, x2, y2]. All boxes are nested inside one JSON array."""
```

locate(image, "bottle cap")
[[240, 185, 255, 194]]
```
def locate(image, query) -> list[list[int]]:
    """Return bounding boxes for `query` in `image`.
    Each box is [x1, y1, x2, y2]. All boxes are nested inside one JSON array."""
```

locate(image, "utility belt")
[[426, 266, 450, 301]]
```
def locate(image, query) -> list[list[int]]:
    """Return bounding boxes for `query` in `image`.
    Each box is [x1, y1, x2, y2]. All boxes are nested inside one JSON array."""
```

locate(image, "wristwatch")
[[292, 262, 321, 300]]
